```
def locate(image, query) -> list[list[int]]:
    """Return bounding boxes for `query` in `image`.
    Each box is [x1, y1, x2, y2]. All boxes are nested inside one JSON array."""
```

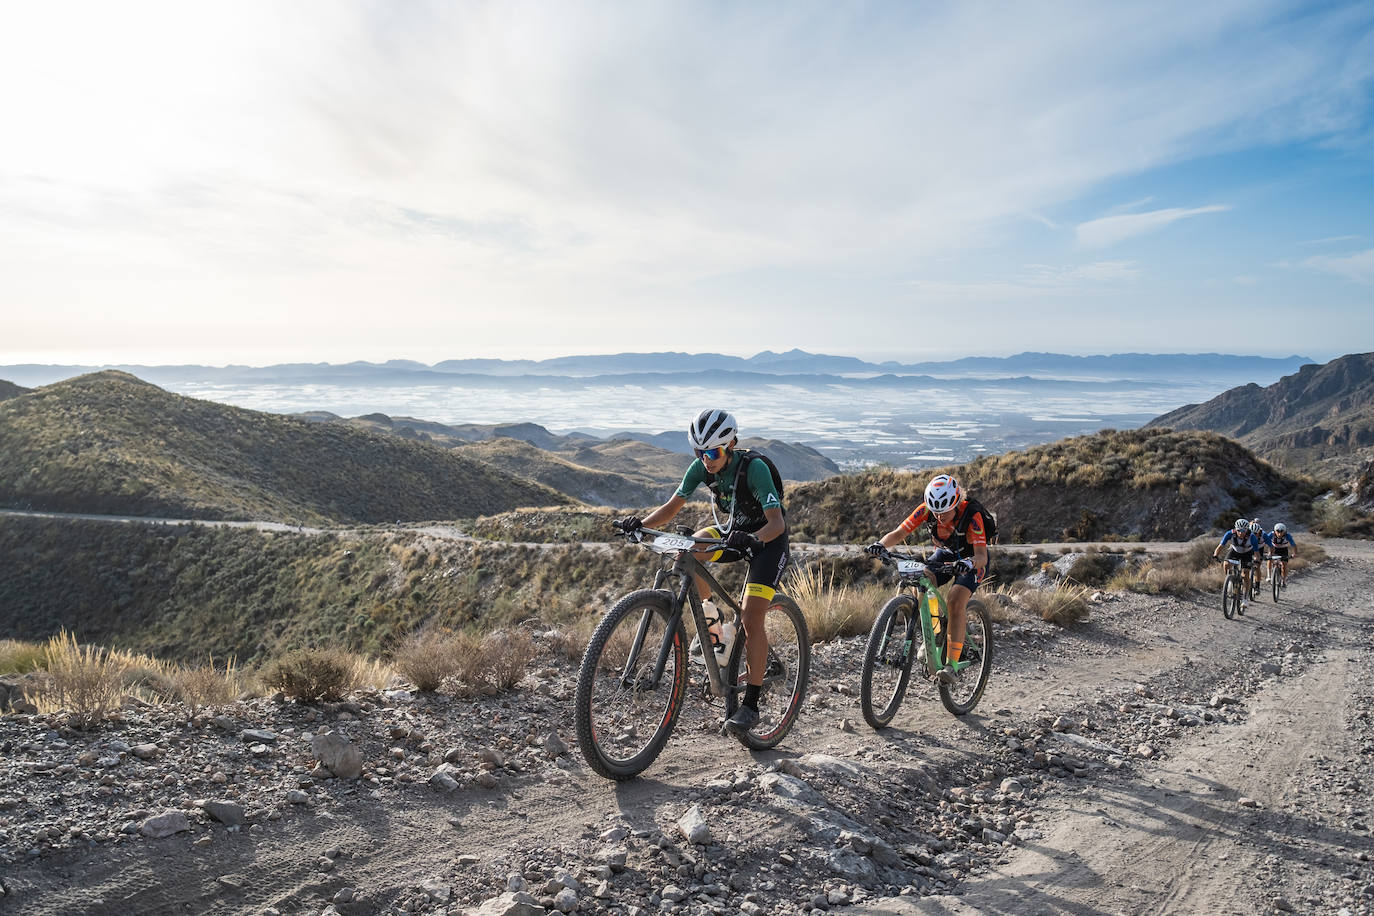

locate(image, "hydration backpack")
[[704, 448, 785, 529], [929, 496, 999, 546]]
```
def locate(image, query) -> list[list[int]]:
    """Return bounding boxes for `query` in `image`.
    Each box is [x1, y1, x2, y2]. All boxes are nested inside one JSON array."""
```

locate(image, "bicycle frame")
[[885, 552, 973, 678], [625, 527, 746, 697]]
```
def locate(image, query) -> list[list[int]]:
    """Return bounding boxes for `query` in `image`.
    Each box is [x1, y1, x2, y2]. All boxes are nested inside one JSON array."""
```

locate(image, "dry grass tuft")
[[170, 657, 245, 713], [1014, 582, 1093, 627], [788, 562, 883, 642], [0, 639, 48, 676], [34, 630, 133, 728], [482, 629, 537, 691], [392, 629, 464, 692]]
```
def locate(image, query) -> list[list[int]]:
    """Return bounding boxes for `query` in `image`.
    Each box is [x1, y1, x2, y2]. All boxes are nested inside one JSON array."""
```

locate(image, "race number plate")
[[653, 534, 696, 552], [897, 560, 923, 575]]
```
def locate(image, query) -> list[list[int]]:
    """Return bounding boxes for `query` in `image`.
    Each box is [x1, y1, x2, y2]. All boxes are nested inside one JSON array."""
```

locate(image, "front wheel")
[[723, 594, 810, 751], [1222, 573, 1237, 619], [860, 594, 918, 729], [574, 590, 687, 780], [939, 599, 994, 716], [1271, 564, 1281, 602]]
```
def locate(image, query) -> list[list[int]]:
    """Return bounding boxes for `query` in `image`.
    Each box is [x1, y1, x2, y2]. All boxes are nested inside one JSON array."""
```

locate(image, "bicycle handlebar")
[[863, 545, 969, 574], [611, 521, 725, 549]]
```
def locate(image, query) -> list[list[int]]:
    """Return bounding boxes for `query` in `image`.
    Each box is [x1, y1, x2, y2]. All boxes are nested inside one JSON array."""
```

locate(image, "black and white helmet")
[[688, 409, 738, 450]]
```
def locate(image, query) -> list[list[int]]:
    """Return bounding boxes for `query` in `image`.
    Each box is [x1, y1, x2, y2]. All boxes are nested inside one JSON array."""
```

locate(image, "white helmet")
[[688, 409, 738, 451], [925, 474, 962, 513], [1234, 518, 1249, 531], [1249, 521, 1262, 533], [1274, 522, 1287, 533]]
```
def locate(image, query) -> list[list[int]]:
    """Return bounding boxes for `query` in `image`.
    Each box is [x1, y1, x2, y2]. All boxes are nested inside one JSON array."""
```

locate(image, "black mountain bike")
[[573, 523, 810, 780], [859, 548, 993, 728], [1218, 557, 1244, 619]]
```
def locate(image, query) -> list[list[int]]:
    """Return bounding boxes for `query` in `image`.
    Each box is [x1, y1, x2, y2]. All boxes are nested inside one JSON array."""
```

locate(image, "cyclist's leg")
[[947, 584, 971, 662], [690, 526, 726, 603], [738, 536, 789, 693]]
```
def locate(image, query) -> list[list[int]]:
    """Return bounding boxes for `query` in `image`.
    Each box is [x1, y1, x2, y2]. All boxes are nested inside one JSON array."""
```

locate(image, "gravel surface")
[[1, 542, 1371, 915]]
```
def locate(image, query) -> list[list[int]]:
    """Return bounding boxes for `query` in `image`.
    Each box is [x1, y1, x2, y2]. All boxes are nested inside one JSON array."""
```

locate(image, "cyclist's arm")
[[876, 505, 928, 549], [967, 512, 990, 579], [1214, 531, 1231, 557], [640, 494, 687, 530], [755, 505, 785, 544]]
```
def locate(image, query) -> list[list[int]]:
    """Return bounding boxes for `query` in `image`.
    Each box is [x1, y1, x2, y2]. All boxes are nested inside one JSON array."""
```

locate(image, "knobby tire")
[[722, 594, 810, 751], [859, 594, 918, 729], [939, 598, 994, 716], [574, 590, 687, 780], [1222, 573, 1237, 620]]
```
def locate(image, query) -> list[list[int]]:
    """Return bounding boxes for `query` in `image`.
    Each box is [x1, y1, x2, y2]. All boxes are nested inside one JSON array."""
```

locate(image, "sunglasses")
[[694, 446, 728, 461]]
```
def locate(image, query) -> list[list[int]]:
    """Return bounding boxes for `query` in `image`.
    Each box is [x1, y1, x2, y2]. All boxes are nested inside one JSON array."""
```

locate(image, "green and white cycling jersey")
[[675, 450, 782, 533]]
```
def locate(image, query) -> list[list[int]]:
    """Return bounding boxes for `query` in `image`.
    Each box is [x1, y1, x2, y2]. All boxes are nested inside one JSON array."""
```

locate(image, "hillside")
[[787, 427, 1308, 543], [300, 412, 840, 505], [1145, 352, 1374, 474], [0, 379, 27, 401], [0, 372, 571, 524], [0, 516, 658, 663]]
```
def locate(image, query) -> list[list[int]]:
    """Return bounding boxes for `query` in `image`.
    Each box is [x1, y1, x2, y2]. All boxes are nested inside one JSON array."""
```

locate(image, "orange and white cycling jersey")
[[898, 498, 988, 555]]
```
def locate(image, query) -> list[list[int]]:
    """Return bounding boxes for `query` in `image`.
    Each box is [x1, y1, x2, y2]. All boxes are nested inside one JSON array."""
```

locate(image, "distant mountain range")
[[0, 350, 1315, 388], [1146, 352, 1374, 476]]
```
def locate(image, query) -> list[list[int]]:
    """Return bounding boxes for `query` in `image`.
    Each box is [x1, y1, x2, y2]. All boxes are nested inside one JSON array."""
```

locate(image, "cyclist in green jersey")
[[618, 409, 789, 736]]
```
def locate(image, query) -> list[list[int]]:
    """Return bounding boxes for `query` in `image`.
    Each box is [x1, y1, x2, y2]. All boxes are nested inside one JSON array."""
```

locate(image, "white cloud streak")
[[1075, 206, 1231, 249], [1303, 248, 1374, 283]]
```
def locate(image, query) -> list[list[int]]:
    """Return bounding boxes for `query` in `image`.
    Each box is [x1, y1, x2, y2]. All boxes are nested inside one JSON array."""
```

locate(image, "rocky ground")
[[0, 541, 1371, 916]]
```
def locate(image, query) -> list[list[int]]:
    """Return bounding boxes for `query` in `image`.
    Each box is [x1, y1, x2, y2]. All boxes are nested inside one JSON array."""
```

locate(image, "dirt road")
[[2, 541, 1371, 915]]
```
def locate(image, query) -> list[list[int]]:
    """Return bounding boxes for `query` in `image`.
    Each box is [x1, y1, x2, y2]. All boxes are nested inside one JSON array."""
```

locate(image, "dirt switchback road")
[[0, 541, 1371, 915], [861, 539, 1374, 916]]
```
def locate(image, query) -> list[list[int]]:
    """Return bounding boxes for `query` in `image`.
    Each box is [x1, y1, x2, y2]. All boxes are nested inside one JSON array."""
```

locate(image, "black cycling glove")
[[617, 516, 643, 533], [725, 530, 762, 555], [954, 559, 974, 575], [865, 542, 889, 558]]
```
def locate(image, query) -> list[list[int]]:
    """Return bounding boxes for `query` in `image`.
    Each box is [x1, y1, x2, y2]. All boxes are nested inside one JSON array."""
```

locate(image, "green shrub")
[[261, 646, 366, 702]]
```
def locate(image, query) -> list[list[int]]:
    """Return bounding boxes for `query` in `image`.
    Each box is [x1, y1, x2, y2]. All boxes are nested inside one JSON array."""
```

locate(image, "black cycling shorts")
[[698, 527, 790, 599], [1226, 547, 1256, 568], [928, 547, 981, 593], [1271, 547, 1290, 561]]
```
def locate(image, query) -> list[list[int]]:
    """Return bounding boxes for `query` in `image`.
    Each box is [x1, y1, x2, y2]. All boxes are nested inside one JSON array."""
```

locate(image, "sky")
[[2, 0, 1373, 367]]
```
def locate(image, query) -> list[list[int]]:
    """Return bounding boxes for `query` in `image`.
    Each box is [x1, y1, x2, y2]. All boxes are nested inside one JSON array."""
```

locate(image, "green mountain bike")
[[858, 548, 993, 729], [574, 522, 810, 780]]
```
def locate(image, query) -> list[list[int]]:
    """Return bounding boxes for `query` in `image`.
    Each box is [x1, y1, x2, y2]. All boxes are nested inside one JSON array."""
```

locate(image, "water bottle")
[[715, 621, 736, 666], [700, 600, 723, 657]]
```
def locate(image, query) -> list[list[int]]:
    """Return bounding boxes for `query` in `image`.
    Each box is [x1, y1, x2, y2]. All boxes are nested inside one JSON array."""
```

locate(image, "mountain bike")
[[1218, 557, 1244, 619], [574, 523, 810, 780], [1268, 554, 1290, 601], [858, 548, 993, 729], [1247, 554, 1263, 602]]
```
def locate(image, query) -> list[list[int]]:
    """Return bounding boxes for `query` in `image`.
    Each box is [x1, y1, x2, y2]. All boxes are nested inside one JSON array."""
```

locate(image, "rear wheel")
[[574, 590, 687, 780], [939, 599, 994, 716], [860, 594, 918, 729], [1222, 573, 1237, 619], [723, 594, 810, 750]]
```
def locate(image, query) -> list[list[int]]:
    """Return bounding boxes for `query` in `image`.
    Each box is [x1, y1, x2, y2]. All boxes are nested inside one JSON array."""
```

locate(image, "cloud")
[[1303, 248, 1374, 283], [1075, 205, 1231, 249]]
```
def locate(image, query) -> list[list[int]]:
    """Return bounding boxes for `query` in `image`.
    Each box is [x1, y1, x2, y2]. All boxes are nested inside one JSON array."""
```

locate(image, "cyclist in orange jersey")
[[866, 474, 989, 684]]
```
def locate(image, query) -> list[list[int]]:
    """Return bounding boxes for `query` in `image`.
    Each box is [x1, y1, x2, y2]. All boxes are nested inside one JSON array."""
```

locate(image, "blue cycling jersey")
[[1219, 530, 1261, 553], [1266, 531, 1296, 549]]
